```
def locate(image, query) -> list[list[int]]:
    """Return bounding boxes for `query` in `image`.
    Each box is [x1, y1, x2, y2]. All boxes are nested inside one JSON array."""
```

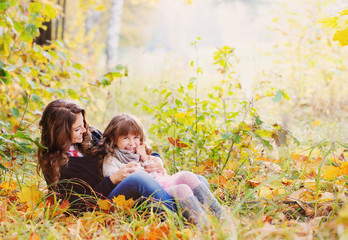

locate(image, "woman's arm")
[[108, 162, 139, 184]]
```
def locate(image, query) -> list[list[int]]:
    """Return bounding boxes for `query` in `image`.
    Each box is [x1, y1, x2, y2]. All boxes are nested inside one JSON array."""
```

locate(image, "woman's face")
[[71, 113, 86, 144], [116, 133, 140, 153]]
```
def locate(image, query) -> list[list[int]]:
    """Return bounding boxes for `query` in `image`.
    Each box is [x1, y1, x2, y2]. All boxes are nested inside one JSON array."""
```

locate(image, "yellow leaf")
[[304, 180, 317, 191], [0, 180, 17, 193], [95, 5, 106, 11], [112, 195, 134, 211], [320, 17, 338, 28], [17, 185, 44, 210], [339, 162, 348, 176], [322, 166, 340, 180], [98, 199, 112, 211], [258, 186, 274, 199], [174, 112, 185, 119], [312, 120, 321, 127], [333, 28, 348, 47], [338, 10, 348, 16], [272, 17, 279, 23], [192, 165, 205, 174]]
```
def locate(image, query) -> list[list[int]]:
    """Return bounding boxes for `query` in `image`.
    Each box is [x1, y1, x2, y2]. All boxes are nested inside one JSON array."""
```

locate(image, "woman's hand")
[[109, 162, 139, 185], [144, 156, 165, 174]]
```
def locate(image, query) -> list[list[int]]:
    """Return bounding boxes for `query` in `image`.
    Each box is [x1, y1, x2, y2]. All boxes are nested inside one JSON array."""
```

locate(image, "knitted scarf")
[[114, 148, 140, 164]]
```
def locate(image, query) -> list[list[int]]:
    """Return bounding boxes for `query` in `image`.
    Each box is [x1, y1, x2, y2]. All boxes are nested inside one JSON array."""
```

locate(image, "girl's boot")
[[180, 196, 208, 228], [192, 183, 224, 219]]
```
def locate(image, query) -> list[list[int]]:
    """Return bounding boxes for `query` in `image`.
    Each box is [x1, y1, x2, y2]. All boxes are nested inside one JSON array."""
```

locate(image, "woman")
[[37, 99, 176, 214]]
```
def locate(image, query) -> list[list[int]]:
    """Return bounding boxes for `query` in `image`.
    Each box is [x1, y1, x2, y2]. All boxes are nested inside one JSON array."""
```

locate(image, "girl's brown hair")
[[37, 99, 92, 188], [97, 113, 151, 172]]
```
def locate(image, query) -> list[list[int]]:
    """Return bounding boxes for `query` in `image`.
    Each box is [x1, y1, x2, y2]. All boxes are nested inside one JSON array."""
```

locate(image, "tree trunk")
[[106, 0, 124, 70]]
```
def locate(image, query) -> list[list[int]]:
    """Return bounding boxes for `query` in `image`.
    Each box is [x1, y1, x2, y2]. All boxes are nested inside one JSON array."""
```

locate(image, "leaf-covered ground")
[[0, 145, 347, 239]]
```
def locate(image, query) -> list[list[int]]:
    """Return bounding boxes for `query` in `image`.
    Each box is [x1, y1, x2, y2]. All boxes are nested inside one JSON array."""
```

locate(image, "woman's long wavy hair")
[[97, 113, 151, 175], [37, 99, 92, 189]]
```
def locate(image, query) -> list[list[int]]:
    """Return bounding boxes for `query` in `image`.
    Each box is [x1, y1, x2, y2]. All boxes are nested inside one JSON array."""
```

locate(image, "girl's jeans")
[[107, 171, 209, 212]]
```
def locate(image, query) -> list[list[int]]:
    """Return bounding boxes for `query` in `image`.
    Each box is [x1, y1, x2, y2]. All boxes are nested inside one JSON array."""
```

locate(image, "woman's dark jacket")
[[57, 127, 116, 213]]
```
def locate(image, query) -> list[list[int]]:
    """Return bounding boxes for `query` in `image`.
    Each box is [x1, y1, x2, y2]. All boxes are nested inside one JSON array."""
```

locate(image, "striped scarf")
[[114, 148, 140, 164]]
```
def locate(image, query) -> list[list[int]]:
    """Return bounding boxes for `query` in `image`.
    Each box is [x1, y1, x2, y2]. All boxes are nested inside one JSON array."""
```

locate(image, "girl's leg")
[[165, 184, 207, 227], [196, 175, 210, 188], [171, 171, 201, 189], [107, 171, 176, 211], [172, 171, 224, 219]]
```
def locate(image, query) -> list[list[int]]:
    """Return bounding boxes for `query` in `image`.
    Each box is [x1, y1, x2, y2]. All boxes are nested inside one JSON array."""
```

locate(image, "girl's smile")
[[117, 133, 140, 153]]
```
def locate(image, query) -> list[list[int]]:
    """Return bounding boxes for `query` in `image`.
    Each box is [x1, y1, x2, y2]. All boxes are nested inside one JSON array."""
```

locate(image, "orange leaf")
[[176, 140, 188, 148], [263, 215, 272, 223], [0, 202, 7, 222], [246, 179, 261, 188], [167, 137, 188, 148], [57, 199, 70, 213], [168, 137, 175, 146], [281, 178, 294, 186], [29, 232, 40, 240]]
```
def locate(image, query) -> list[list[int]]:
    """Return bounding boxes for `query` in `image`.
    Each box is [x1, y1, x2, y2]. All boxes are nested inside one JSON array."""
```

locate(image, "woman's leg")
[[107, 171, 176, 211]]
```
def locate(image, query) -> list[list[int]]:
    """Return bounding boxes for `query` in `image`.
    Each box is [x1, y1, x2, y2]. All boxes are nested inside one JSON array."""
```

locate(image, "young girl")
[[99, 113, 224, 226]]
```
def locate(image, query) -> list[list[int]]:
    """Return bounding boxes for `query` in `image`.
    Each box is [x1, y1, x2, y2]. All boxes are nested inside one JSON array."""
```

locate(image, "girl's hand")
[[144, 156, 165, 174], [136, 144, 148, 162], [109, 162, 139, 184]]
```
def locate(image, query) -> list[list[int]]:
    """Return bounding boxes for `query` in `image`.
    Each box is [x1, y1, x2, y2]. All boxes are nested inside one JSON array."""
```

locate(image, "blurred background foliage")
[[0, 0, 347, 171]]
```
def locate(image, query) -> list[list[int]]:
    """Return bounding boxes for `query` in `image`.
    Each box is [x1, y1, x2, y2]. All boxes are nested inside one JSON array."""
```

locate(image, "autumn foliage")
[[0, 0, 347, 239]]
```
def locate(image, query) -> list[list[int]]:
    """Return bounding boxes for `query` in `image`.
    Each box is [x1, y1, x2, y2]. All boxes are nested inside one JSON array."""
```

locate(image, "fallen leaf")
[[322, 166, 340, 180], [339, 162, 348, 176], [245, 179, 261, 188], [112, 195, 134, 211], [287, 189, 316, 203], [281, 178, 294, 186], [98, 199, 112, 211], [303, 180, 317, 192], [0, 202, 7, 222], [28, 232, 40, 240], [223, 169, 235, 178], [17, 185, 44, 211], [0, 180, 17, 194], [318, 192, 335, 202]]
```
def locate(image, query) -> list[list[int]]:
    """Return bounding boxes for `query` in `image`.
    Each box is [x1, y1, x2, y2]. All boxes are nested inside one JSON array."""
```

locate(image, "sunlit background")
[[62, 0, 347, 144]]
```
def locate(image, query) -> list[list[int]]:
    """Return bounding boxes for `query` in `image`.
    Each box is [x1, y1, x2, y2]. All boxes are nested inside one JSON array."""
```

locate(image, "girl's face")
[[116, 133, 140, 153], [71, 113, 86, 144]]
